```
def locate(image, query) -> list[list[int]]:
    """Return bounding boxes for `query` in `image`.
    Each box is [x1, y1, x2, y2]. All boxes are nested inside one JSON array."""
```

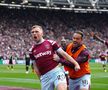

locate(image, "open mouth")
[[73, 42, 78, 45], [33, 36, 37, 39]]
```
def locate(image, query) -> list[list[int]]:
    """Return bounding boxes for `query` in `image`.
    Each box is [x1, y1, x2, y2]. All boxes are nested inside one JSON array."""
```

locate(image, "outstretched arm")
[[54, 49, 90, 68], [93, 34, 108, 48], [53, 54, 74, 68], [56, 48, 80, 71]]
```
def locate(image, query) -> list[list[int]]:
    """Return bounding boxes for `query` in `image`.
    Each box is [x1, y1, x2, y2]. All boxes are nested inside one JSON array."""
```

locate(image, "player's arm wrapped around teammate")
[[53, 49, 90, 69]]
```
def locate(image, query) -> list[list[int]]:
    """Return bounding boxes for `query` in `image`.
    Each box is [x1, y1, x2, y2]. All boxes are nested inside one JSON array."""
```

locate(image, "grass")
[[0, 64, 41, 89], [90, 63, 108, 90], [0, 63, 108, 90]]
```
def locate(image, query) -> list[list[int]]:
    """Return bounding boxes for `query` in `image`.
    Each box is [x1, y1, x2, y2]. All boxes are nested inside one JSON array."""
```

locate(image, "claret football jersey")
[[29, 39, 60, 75]]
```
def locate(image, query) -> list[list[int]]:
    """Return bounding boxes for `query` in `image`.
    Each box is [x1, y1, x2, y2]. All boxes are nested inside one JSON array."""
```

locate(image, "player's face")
[[31, 27, 43, 43], [72, 33, 83, 47], [61, 41, 66, 46]]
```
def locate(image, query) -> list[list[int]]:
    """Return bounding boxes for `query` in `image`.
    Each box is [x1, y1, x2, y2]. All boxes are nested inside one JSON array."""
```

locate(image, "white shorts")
[[69, 74, 91, 90], [40, 67, 67, 90], [101, 60, 107, 65]]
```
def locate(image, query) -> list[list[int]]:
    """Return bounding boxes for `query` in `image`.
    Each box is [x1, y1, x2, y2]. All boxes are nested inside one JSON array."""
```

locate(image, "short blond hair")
[[32, 25, 43, 31]]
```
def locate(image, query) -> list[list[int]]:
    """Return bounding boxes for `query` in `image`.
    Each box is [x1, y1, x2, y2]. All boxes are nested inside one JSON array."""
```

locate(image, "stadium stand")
[[0, 1, 108, 90], [0, 0, 108, 12], [0, 7, 107, 60], [0, 0, 107, 60], [96, 0, 108, 8]]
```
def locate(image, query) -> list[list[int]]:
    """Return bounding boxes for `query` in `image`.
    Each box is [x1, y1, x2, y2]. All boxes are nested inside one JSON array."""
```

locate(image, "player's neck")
[[35, 38, 44, 45]]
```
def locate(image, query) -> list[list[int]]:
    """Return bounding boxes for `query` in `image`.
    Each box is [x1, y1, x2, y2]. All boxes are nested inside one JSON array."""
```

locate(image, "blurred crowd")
[[0, 7, 108, 60]]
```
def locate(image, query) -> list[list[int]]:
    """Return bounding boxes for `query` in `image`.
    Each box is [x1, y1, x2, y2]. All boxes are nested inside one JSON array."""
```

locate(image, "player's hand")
[[53, 54, 60, 62], [74, 64, 80, 71]]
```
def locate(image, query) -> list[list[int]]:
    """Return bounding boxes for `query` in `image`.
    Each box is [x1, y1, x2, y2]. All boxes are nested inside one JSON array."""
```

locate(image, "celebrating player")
[[99, 52, 107, 72], [29, 25, 80, 90]]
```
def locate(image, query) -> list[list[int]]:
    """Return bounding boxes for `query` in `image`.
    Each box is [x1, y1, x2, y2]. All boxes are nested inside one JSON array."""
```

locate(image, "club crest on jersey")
[[45, 44, 50, 49], [33, 50, 36, 53]]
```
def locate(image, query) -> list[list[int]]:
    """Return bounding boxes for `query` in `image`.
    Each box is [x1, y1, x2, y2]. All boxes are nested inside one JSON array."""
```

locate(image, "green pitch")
[[0, 63, 108, 90], [0, 64, 41, 89]]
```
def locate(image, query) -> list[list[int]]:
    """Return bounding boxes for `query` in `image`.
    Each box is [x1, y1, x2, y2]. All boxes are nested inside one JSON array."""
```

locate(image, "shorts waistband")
[[41, 65, 60, 76], [70, 73, 90, 80]]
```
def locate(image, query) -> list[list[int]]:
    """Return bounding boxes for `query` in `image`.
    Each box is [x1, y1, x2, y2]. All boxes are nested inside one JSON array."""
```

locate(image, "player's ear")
[[41, 31, 44, 37]]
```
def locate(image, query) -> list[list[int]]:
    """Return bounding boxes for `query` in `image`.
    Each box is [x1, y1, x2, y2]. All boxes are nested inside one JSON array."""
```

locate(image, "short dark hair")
[[75, 31, 84, 38]]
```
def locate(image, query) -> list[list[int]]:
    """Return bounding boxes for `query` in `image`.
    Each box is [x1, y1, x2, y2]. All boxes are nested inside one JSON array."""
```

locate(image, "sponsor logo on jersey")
[[34, 50, 51, 59]]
